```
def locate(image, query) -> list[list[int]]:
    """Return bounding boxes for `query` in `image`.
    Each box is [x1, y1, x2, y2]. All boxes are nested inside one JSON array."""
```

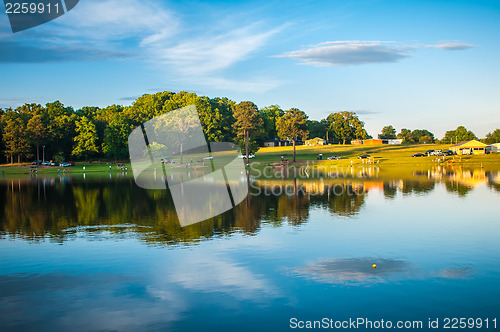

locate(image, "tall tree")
[[379, 125, 397, 139], [326, 111, 366, 144], [102, 115, 131, 161], [307, 120, 328, 141], [484, 129, 500, 144], [233, 101, 263, 161], [26, 114, 47, 164], [2, 115, 31, 163], [276, 108, 309, 162], [260, 105, 284, 141], [72, 116, 99, 160], [45, 101, 76, 159], [411, 129, 435, 144], [397, 128, 412, 143], [441, 126, 477, 144]]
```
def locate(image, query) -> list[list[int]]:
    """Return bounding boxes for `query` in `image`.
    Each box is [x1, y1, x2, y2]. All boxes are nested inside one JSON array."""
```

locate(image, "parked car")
[[425, 150, 435, 155], [238, 154, 255, 159], [203, 156, 214, 160], [357, 155, 371, 159], [49, 161, 59, 166], [412, 153, 425, 157], [327, 156, 341, 160], [59, 162, 75, 167], [41, 161, 51, 166], [443, 150, 455, 156], [31, 160, 42, 165]]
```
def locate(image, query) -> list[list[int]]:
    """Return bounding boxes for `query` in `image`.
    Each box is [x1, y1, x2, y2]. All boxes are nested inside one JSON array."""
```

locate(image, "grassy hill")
[[254, 143, 500, 168]]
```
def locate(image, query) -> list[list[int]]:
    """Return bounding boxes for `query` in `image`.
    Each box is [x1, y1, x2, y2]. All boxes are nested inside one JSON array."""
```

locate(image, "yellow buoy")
[[372, 264, 376, 269]]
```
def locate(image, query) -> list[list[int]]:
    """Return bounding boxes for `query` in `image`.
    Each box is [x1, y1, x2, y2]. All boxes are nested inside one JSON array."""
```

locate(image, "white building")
[[486, 143, 500, 153]]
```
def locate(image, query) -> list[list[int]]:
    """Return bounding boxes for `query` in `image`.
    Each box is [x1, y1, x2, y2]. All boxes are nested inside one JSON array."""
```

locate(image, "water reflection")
[[414, 166, 500, 196], [1, 170, 499, 245], [292, 257, 412, 285]]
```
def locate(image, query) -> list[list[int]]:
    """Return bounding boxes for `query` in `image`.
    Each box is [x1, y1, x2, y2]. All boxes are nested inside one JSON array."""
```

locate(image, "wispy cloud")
[[425, 42, 475, 51], [151, 24, 282, 76], [53, 0, 178, 43], [119, 96, 140, 101], [0, 0, 285, 92], [349, 110, 380, 115], [277, 41, 412, 67], [148, 24, 286, 92], [278, 40, 475, 67]]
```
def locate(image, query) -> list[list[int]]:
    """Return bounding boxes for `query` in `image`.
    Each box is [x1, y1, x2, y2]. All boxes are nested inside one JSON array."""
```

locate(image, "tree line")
[[0, 91, 499, 164]]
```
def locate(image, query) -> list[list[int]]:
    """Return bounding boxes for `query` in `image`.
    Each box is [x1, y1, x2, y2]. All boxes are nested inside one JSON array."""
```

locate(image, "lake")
[[1, 168, 499, 331]]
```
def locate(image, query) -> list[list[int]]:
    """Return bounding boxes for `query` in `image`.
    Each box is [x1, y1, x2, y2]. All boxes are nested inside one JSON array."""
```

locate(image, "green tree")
[[307, 120, 328, 141], [198, 96, 235, 142], [276, 108, 309, 162], [397, 128, 412, 143], [326, 111, 366, 144], [102, 115, 131, 161], [2, 114, 31, 163], [26, 114, 47, 164], [72, 116, 99, 160], [45, 101, 76, 159], [233, 101, 263, 161], [260, 105, 284, 141], [441, 126, 477, 144], [379, 125, 396, 139], [0, 108, 5, 162], [411, 129, 435, 144], [483, 129, 500, 144]]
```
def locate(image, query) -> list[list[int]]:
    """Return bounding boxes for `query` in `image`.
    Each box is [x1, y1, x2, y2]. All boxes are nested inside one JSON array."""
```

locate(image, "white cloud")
[[425, 42, 475, 51], [277, 41, 412, 67], [167, 254, 281, 301], [151, 24, 283, 76], [3, 0, 286, 92], [55, 0, 178, 42]]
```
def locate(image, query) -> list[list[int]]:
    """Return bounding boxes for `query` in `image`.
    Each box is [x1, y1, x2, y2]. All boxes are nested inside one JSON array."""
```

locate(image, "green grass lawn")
[[0, 162, 132, 175], [2, 144, 499, 178], [251, 144, 500, 179], [253, 143, 500, 166]]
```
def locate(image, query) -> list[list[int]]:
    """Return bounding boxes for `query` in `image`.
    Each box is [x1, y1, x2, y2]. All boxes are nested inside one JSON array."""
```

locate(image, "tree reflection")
[[3, 173, 492, 246]]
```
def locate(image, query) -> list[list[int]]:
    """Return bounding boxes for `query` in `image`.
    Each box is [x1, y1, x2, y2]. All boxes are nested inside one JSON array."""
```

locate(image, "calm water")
[[0, 169, 499, 331]]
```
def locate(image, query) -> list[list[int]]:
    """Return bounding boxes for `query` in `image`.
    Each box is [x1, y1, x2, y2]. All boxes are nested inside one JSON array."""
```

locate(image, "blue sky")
[[1, 0, 499, 138]]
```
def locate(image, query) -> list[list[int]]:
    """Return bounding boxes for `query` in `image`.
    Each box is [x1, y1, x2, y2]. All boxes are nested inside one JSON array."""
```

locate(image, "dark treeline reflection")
[[0, 173, 498, 245]]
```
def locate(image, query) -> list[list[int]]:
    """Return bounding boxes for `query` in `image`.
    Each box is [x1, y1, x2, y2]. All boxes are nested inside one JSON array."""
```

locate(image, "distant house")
[[362, 138, 402, 145], [450, 140, 487, 155], [305, 137, 327, 146], [486, 143, 500, 153], [263, 139, 289, 147], [351, 139, 363, 145]]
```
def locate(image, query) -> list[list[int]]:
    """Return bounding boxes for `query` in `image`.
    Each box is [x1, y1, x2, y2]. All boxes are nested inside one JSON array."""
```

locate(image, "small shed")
[[450, 140, 488, 155], [363, 138, 384, 145], [264, 139, 289, 147], [305, 137, 327, 146]]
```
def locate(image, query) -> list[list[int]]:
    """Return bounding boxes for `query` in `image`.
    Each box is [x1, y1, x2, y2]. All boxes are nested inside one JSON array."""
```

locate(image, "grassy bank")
[[1, 143, 500, 178], [0, 163, 132, 175], [253, 143, 500, 167]]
